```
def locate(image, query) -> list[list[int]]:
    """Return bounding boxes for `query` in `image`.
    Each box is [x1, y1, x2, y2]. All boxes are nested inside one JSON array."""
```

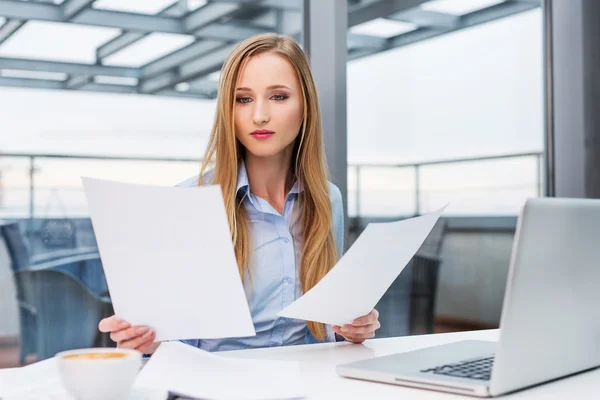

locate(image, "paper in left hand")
[[82, 178, 255, 341], [135, 342, 305, 400], [278, 207, 446, 326]]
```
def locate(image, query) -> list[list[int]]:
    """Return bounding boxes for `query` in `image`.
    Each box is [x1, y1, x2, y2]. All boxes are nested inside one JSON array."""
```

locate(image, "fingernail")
[[142, 330, 154, 339], [136, 327, 149, 335], [118, 322, 130, 329]]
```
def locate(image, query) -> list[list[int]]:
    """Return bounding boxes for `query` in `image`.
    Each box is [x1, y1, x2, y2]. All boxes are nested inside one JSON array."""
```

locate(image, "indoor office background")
[[0, 0, 544, 368]]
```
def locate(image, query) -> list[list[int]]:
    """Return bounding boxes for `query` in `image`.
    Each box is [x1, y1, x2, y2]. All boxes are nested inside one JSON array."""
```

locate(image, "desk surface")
[[222, 329, 599, 399], [3, 329, 599, 399]]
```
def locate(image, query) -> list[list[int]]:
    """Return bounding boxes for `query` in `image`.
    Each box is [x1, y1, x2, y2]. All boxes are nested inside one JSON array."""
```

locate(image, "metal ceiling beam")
[[389, 8, 460, 29], [97, 32, 146, 60], [65, 75, 91, 89], [347, 33, 387, 50], [188, 78, 219, 94], [462, 0, 539, 26], [184, 2, 240, 32], [348, 0, 429, 28], [96, 2, 254, 63], [72, 9, 181, 33], [141, 40, 223, 78], [0, 19, 24, 45], [0, 57, 139, 78], [96, 2, 186, 61], [79, 82, 138, 94], [157, 89, 213, 99], [178, 43, 236, 82], [140, 43, 236, 93], [350, 0, 540, 61], [194, 23, 266, 40], [0, 0, 183, 33], [206, 0, 301, 11], [61, 0, 95, 20], [0, 76, 64, 90]]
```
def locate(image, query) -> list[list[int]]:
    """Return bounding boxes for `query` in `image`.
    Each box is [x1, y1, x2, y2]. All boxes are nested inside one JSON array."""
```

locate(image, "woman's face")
[[234, 52, 303, 160]]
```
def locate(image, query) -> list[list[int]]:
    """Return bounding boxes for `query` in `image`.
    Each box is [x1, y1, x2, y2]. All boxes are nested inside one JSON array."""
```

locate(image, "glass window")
[[347, 2, 543, 337]]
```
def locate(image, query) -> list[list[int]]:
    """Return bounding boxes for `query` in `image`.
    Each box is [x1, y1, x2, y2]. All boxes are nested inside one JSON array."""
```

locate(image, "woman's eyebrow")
[[236, 84, 291, 91]]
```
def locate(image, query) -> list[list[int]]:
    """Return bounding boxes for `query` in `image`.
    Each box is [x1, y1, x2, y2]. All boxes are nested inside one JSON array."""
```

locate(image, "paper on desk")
[[0, 358, 63, 399], [82, 178, 255, 341], [135, 342, 305, 400], [278, 207, 446, 326]]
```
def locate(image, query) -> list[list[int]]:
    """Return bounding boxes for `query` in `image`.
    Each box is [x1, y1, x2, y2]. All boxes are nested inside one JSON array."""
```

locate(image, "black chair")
[[14, 269, 112, 361], [0, 221, 111, 364], [375, 219, 447, 338], [408, 254, 441, 335]]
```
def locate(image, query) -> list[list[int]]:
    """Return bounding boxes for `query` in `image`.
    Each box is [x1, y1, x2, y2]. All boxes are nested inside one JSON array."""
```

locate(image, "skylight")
[[102, 33, 196, 67], [175, 82, 190, 92], [94, 76, 139, 86], [205, 70, 221, 81], [0, 21, 120, 64], [421, 0, 506, 16], [188, 0, 208, 11], [350, 18, 417, 38], [92, 0, 177, 15]]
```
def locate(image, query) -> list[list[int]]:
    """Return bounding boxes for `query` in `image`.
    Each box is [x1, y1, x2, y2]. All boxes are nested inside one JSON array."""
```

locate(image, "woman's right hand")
[[98, 315, 159, 354]]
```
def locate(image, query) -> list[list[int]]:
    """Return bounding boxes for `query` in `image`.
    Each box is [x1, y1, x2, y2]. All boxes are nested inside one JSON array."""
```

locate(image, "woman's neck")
[[244, 148, 295, 214]]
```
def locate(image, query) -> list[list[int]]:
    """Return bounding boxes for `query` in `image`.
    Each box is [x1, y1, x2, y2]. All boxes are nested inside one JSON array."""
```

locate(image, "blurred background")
[[0, 0, 545, 367]]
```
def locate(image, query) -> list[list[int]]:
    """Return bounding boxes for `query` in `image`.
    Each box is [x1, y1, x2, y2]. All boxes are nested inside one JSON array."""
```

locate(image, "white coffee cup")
[[56, 348, 142, 400]]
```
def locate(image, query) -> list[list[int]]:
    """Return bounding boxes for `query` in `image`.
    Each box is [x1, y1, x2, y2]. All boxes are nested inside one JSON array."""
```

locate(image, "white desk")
[[2, 330, 599, 399], [222, 329, 600, 399]]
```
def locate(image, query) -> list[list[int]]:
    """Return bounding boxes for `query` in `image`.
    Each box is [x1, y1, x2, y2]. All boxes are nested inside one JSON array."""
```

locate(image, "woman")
[[98, 33, 381, 354]]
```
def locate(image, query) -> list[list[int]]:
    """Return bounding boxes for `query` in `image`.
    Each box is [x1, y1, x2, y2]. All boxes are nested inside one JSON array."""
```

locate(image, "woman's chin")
[[245, 145, 286, 159]]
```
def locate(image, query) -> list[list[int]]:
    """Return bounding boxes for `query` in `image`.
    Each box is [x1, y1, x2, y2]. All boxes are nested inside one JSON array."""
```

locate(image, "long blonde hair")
[[199, 33, 338, 340]]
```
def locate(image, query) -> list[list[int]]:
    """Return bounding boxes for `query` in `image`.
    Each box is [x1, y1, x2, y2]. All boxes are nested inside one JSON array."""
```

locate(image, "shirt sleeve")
[[329, 182, 345, 259]]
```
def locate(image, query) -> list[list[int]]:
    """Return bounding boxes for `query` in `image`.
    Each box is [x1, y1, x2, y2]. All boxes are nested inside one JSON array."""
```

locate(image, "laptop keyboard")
[[420, 356, 494, 381]]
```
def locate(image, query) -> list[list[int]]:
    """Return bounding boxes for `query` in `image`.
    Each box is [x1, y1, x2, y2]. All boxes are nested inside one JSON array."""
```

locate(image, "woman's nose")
[[252, 101, 270, 125]]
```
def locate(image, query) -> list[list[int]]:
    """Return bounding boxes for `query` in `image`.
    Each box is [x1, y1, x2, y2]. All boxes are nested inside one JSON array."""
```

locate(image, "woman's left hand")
[[333, 309, 381, 344]]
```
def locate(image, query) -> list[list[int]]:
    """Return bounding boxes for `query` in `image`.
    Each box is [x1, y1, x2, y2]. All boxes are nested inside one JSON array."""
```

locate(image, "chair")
[[14, 269, 112, 362], [374, 219, 447, 338], [0, 221, 110, 364], [408, 254, 441, 335], [408, 219, 447, 334]]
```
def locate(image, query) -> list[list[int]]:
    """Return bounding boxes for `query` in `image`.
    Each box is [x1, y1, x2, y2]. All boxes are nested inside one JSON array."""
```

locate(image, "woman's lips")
[[250, 130, 275, 140]]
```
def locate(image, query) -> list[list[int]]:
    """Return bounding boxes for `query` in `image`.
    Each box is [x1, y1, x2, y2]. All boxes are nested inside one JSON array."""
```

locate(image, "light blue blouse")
[[175, 162, 344, 351]]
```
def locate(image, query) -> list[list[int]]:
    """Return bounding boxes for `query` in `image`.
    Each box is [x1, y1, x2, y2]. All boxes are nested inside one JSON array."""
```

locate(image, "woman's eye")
[[272, 94, 288, 101], [236, 97, 252, 104]]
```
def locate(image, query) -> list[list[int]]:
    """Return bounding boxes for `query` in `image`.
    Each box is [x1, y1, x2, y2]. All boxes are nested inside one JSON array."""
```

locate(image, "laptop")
[[337, 198, 600, 397]]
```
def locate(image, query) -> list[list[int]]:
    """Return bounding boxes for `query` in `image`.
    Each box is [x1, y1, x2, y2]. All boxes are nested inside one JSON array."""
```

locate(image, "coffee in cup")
[[56, 348, 142, 400]]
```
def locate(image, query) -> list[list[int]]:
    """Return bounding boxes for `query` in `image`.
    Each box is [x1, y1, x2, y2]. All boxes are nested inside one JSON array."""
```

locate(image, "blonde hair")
[[198, 33, 339, 340]]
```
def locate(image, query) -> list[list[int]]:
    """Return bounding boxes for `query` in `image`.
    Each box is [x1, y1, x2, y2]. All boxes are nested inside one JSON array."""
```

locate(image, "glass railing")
[[0, 151, 544, 227]]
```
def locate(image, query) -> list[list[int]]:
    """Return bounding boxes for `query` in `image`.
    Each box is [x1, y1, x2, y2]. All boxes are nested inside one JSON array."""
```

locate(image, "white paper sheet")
[[82, 178, 255, 341], [0, 359, 166, 400], [278, 207, 446, 326], [0, 359, 63, 399], [135, 342, 305, 400]]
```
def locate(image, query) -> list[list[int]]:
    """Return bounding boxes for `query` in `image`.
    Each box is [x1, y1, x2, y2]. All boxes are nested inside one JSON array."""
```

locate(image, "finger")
[[344, 330, 376, 343], [119, 330, 155, 350], [352, 309, 378, 327], [110, 326, 149, 343], [135, 339, 159, 354], [341, 325, 373, 336], [98, 316, 130, 333], [344, 335, 366, 344]]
